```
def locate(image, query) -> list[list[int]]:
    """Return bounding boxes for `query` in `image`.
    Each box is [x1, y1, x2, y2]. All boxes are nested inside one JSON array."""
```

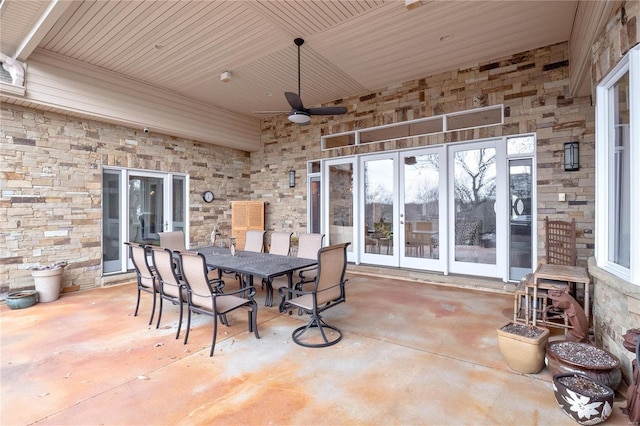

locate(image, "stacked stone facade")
[[256, 41, 596, 264], [1, 111, 250, 292]]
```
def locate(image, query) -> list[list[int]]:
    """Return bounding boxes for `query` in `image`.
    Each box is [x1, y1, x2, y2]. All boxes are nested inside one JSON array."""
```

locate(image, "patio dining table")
[[196, 246, 317, 307]]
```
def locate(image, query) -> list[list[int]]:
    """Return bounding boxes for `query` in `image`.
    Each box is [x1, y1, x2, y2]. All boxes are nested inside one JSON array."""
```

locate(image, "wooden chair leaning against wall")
[[521, 217, 580, 328]]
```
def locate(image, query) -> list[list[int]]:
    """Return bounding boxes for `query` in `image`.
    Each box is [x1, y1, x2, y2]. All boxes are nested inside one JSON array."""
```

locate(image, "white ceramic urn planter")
[[30, 261, 67, 303]]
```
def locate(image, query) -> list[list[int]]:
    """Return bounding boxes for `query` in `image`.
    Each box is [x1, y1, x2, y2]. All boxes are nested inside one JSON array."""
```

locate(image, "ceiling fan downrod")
[[294, 38, 304, 97]]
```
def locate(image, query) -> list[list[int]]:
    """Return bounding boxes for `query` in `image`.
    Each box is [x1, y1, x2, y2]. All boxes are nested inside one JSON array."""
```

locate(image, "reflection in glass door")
[[129, 175, 165, 245], [509, 159, 533, 281], [325, 160, 355, 260], [449, 144, 499, 277], [103, 171, 122, 273], [400, 149, 444, 270], [362, 156, 395, 264]]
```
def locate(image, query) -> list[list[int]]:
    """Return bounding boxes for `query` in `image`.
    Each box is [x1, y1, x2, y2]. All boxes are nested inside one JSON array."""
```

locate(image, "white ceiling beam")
[[14, 0, 73, 61]]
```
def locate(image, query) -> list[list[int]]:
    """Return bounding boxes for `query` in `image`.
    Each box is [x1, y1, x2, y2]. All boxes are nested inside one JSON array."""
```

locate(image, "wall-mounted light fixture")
[[564, 141, 580, 171], [288, 168, 296, 188]]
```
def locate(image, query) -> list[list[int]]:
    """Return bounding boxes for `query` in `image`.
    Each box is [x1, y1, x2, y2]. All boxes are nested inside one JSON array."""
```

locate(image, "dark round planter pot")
[[5, 290, 38, 310], [546, 340, 622, 390], [553, 373, 614, 425]]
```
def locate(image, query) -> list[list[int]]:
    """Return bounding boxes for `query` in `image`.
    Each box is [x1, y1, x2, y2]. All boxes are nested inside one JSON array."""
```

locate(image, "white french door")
[[358, 148, 446, 271], [447, 140, 506, 277], [399, 148, 446, 271], [318, 136, 527, 281]]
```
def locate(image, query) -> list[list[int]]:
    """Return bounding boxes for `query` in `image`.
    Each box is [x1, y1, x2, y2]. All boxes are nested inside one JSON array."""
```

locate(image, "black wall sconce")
[[564, 141, 580, 171], [288, 168, 296, 188]]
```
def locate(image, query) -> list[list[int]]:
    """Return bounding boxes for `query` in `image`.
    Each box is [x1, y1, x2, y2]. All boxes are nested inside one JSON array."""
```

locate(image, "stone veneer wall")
[[589, 0, 639, 389], [255, 41, 596, 264], [0, 108, 251, 292]]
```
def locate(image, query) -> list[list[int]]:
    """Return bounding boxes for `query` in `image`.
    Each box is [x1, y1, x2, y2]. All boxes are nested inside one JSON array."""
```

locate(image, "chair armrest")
[[216, 285, 256, 299], [277, 286, 312, 313], [208, 278, 226, 293]]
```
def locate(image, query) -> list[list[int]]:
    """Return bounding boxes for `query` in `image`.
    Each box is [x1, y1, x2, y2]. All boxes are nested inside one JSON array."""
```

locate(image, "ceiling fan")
[[256, 38, 348, 125]]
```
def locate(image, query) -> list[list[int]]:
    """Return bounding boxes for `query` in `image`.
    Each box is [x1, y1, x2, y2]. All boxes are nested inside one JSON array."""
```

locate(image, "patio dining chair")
[[244, 230, 265, 252], [124, 242, 157, 325], [150, 247, 188, 339], [278, 242, 350, 348], [263, 233, 324, 307], [268, 231, 292, 255], [158, 231, 186, 251], [179, 251, 259, 356]]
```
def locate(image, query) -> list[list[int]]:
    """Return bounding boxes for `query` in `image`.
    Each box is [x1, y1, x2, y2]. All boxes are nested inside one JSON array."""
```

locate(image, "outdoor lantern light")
[[288, 168, 296, 188], [564, 141, 579, 171]]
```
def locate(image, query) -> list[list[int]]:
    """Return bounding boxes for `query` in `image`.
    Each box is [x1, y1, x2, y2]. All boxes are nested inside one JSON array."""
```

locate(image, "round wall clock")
[[202, 191, 214, 203]]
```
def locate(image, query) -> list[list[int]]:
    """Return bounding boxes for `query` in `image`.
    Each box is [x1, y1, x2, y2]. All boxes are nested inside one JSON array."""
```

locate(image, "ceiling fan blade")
[[307, 106, 348, 116], [285, 92, 304, 111], [252, 110, 290, 114]]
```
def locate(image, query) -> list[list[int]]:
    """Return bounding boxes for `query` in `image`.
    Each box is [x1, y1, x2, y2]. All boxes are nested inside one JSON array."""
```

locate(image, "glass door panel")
[[400, 149, 444, 270], [325, 161, 355, 260], [102, 171, 122, 273], [172, 176, 186, 233], [309, 177, 321, 233], [449, 144, 498, 276], [129, 175, 164, 245], [509, 159, 533, 281], [361, 155, 397, 266]]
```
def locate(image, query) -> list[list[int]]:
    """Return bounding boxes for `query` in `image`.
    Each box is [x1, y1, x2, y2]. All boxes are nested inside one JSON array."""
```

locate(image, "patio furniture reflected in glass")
[[158, 231, 186, 251], [278, 242, 350, 348], [179, 251, 259, 357], [413, 221, 438, 258], [150, 247, 188, 339], [124, 242, 157, 325]]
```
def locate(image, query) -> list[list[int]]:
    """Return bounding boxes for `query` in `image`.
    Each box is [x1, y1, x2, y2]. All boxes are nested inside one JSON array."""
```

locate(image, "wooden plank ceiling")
[[1, 0, 579, 120]]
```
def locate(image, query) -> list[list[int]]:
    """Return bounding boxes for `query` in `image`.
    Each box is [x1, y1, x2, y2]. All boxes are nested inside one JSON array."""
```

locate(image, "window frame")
[[595, 45, 639, 285]]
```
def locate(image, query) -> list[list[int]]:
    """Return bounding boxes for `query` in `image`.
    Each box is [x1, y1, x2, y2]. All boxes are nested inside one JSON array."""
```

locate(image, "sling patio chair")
[[158, 231, 186, 251], [260, 231, 291, 302], [264, 233, 324, 307], [179, 250, 259, 356], [124, 242, 157, 325], [243, 230, 265, 252], [278, 242, 350, 348], [150, 246, 188, 339]]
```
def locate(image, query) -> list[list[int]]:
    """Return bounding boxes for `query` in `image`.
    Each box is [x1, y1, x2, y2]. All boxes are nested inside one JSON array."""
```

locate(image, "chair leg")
[[210, 314, 218, 357], [291, 313, 342, 348], [156, 297, 164, 329], [215, 313, 228, 326], [250, 302, 260, 339], [175, 300, 183, 339], [134, 287, 141, 317], [184, 308, 192, 345], [148, 291, 157, 326]]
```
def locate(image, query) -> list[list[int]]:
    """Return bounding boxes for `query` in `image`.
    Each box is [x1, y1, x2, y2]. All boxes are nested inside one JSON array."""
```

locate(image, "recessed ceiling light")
[[439, 34, 452, 42]]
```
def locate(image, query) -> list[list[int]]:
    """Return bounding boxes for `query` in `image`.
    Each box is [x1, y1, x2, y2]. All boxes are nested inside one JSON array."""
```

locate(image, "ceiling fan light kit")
[[288, 110, 311, 124]]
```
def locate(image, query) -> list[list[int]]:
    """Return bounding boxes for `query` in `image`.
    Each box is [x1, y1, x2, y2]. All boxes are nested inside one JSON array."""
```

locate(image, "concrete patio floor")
[[0, 273, 630, 425]]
